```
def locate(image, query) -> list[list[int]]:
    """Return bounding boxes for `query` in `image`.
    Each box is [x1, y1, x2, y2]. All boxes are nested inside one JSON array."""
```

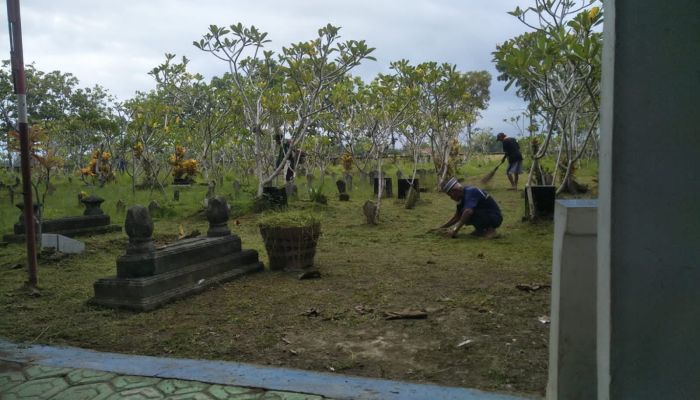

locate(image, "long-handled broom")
[[480, 161, 504, 184]]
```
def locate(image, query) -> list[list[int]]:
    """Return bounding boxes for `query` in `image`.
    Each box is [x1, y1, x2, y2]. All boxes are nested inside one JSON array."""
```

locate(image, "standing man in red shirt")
[[496, 132, 523, 190]]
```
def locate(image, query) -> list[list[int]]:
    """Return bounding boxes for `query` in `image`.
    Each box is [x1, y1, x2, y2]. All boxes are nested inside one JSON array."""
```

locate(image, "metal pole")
[[6, 0, 39, 288]]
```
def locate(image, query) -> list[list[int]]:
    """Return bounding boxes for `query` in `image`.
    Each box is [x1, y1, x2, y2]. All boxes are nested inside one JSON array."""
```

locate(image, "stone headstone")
[[116, 200, 126, 214], [405, 187, 419, 209], [173, 189, 180, 201], [147, 200, 161, 216], [124, 206, 155, 255], [306, 173, 314, 187], [363, 200, 378, 225], [331, 172, 337, 182], [336, 180, 349, 201], [15, 202, 40, 224], [343, 173, 353, 191], [262, 186, 288, 207], [81, 195, 105, 216], [397, 178, 420, 199], [206, 197, 231, 237], [11, 203, 41, 245], [373, 177, 393, 197], [369, 170, 378, 181], [233, 180, 241, 197], [359, 171, 367, 183], [207, 181, 216, 199], [285, 182, 298, 198], [41, 233, 85, 254], [336, 180, 347, 194]]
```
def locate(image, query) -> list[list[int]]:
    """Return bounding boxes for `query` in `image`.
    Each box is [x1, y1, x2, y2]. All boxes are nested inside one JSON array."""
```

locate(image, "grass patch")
[[0, 160, 597, 397], [258, 210, 321, 228]]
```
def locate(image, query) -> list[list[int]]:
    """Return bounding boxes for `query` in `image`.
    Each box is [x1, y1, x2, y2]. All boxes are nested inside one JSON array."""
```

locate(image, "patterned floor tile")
[[0, 371, 27, 393], [164, 392, 215, 400], [51, 382, 115, 400], [207, 385, 265, 400], [2, 376, 69, 399], [22, 366, 72, 380], [110, 375, 161, 391], [66, 369, 117, 385], [106, 386, 164, 399], [260, 391, 324, 400], [156, 379, 208, 395]]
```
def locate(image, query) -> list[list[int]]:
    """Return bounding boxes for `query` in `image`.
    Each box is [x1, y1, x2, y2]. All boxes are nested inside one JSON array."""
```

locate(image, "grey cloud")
[[1, 0, 531, 132]]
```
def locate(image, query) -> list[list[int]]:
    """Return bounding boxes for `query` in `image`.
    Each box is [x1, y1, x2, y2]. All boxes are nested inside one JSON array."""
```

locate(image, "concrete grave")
[[262, 186, 288, 207], [306, 173, 314, 188], [115, 199, 126, 214], [285, 182, 298, 199], [525, 185, 556, 220], [232, 180, 241, 198], [373, 177, 393, 198], [405, 187, 419, 209], [343, 173, 353, 191], [369, 170, 378, 183], [397, 178, 420, 199], [90, 197, 263, 311], [206, 181, 216, 198], [147, 200, 162, 215], [336, 180, 349, 201], [3, 196, 121, 243]]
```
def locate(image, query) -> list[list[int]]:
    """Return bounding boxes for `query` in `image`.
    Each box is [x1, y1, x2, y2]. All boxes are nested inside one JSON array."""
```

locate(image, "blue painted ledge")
[[0, 339, 528, 400]]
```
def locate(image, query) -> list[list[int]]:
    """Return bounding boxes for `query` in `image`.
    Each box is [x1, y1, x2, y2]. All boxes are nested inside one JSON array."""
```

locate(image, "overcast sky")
[[1, 0, 532, 134]]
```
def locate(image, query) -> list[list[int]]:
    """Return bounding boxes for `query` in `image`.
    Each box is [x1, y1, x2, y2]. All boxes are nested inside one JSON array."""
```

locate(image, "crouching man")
[[437, 177, 502, 238]]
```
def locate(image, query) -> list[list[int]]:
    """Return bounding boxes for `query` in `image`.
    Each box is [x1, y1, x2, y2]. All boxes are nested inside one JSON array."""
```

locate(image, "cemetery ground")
[[0, 158, 597, 398]]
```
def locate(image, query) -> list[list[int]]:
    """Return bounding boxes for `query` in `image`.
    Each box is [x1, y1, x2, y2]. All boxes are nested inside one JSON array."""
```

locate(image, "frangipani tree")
[[123, 92, 172, 192], [411, 62, 483, 184], [365, 73, 416, 215], [195, 23, 375, 195], [321, 75, 376, 176], [493, 0, 603, 193], [149, 54, 241, 182]]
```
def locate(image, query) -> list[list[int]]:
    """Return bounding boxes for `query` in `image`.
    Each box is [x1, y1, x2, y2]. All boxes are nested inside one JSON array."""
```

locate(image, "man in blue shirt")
[[436, 177, 503, 238]]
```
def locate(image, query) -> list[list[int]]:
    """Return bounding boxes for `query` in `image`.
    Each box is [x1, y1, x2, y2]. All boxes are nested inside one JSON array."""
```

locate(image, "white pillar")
[[597, 1, 700, 399], [547, 200, 597, 400]]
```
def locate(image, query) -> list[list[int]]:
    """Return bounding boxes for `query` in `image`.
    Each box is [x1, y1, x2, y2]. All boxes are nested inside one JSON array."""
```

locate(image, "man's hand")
[[436, 227, 457, 238]]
